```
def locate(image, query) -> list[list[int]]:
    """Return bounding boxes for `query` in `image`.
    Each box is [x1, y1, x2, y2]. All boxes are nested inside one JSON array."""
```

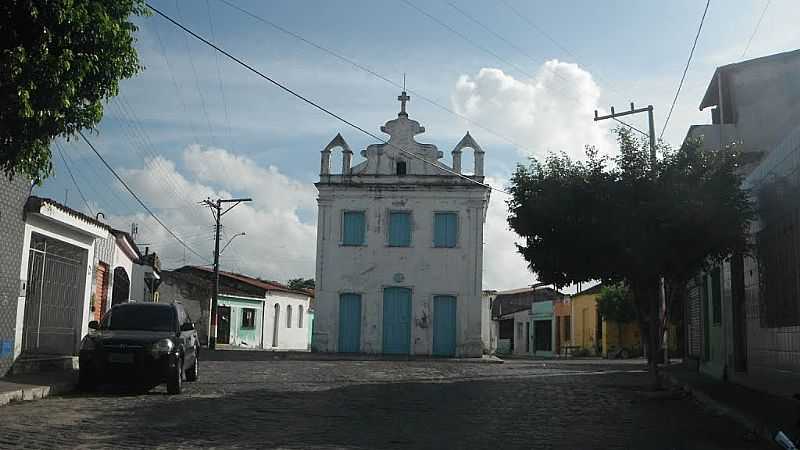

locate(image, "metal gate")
[[23, 234, 86, 355]]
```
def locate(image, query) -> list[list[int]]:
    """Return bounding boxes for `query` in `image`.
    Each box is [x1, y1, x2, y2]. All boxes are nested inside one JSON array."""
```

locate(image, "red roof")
[[185, 266, 313, 297]]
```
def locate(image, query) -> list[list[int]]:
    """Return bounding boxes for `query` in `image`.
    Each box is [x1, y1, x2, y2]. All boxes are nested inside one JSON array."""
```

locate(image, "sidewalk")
[[0, 370, 76, 407], [661, 364, 799, 449]]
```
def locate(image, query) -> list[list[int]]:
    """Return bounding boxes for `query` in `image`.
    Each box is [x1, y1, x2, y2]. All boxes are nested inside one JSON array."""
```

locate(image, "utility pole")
[[594, 103, 656, 163], [201, 197, 252, 350], [594, 103, 668, 364]]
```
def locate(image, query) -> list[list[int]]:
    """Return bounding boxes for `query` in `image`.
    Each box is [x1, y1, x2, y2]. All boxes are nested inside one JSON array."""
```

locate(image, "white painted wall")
[[314, 187, 489, 357], [262, 291, 311, 351], [16, 213, 105, 357], [481, 291, 496, 354], [314, 107, 490, 357], [112, 243, 136, 303]]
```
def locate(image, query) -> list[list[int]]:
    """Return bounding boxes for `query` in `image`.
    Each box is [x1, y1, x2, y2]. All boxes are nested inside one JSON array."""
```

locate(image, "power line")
[[447, 1, 572, 86], [206, 0, 233, 144], [660, 0, 710, 140], [146, 3, 510, 196], [498, 0, 620, 96], [215, 0, 536, 156], [612, 117, 649, 138], [741, 0, 771, 58], [174, 0, 221, 150], [78, 130, 210, 262], [55, 141, 94, 216], [399, 0, 539, 83]]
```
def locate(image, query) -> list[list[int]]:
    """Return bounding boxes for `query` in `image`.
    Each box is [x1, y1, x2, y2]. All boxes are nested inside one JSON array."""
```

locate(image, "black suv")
[[79, 302, 199, 394]]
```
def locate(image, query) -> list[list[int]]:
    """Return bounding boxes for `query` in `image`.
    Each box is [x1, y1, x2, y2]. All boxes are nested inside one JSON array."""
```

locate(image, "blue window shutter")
[[389, 212, 411, 246], [434, 213, 457, 247], [343, 211, 365, 246]]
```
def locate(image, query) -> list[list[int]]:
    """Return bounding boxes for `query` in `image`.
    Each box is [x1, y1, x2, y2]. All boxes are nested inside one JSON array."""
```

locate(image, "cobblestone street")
[[0, 355, 769, 449]]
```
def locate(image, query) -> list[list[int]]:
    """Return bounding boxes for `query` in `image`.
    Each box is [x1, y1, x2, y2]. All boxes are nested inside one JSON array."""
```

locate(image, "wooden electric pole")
[[594, 103, 668, 364], [201, 197, 252, 350]]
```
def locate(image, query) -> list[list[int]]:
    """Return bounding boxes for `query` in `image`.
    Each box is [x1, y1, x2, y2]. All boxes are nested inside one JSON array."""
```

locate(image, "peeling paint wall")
[[313, 186, 488, 357]]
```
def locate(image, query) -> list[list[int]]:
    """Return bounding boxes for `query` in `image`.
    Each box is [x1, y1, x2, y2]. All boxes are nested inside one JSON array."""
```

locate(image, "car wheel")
[[185, 356, 198, 382], [78, 367, 95, 392], [167, 358, 183, 395]]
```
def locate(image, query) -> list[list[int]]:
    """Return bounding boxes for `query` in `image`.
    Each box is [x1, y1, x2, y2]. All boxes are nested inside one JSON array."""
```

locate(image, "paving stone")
[[0, 357, 771, 449]]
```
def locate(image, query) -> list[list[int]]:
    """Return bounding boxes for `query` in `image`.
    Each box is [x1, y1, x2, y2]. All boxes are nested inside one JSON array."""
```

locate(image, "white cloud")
[[481, 177, 537, 291], [109, 146, 317, 282], [451, 61, 614, 160]]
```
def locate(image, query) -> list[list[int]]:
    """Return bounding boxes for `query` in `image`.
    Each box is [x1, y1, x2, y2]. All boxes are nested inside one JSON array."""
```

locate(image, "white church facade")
[[312, 91, 491, 357]]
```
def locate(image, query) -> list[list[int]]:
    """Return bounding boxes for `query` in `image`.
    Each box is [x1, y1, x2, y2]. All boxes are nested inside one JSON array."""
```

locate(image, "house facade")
[[160, 266, 313, 350], [491, 286, 565, 356], [16, 197, 107, 359], [684, 49, 800, 397], [312, 92, 491, 357]]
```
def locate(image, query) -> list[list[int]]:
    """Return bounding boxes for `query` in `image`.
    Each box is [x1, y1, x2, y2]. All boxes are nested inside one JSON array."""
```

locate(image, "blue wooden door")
[[433, 296, 457, 356], [383, 287, 411, 354], [338, 294, 362, 353]]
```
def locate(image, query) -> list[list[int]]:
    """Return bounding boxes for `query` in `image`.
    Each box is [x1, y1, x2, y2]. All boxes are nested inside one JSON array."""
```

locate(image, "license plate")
[[108, 353, 134, 364]]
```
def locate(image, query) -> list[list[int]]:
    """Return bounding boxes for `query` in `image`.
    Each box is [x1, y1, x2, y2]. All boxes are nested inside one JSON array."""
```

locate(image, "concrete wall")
[[0, 176, 29, 376], [722, 54, 800, 155], [571, 294, 600, 354], [313, 185, 488, 357], [480, 291, 496, 354], [263, 291, 311, 351], [218, 295, 264, 348], [729, 123, 800, 396], [158, 271, 211, 345]]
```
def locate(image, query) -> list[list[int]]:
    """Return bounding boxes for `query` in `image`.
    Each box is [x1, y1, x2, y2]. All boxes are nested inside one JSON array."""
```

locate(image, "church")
[[312, 91, 491, 357]]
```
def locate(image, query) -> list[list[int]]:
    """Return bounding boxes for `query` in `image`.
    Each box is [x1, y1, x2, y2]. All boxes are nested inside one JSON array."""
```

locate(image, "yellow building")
[[566, 284, 643, 357]]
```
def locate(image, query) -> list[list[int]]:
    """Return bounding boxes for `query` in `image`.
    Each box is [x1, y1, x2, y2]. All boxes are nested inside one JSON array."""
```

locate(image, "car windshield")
[[102, 305, 176, 332]]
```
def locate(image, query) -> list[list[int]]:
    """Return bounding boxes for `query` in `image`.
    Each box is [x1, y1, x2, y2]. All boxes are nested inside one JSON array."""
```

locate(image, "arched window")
[[298, 305, 304, 328], [272, 303, 280, 347], [286, 305, 292, 328]]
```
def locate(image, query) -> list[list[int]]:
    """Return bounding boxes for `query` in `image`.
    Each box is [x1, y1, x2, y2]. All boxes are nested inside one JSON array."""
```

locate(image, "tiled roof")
[[491, 287, 565, 318], [26, 196, 111, 231], [185, 266, 314, 297], [574, 283, 604, 297]]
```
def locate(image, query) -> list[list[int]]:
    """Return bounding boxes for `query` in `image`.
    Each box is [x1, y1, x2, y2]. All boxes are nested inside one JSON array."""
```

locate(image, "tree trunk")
[[633, 281, 664, 390]]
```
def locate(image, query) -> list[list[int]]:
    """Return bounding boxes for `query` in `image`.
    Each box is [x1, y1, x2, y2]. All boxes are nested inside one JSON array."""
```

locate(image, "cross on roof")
[[398, 91, 410, 116]]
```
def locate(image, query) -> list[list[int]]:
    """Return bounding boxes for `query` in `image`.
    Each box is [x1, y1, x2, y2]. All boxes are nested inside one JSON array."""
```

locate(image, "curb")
[[204, 349, 505, 364], [0, 379, 75, 408], [660, 372, 781, 449]]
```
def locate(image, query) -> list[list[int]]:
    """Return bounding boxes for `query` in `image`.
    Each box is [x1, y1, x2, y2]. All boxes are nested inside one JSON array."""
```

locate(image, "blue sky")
[[37, 0, 800, 289]]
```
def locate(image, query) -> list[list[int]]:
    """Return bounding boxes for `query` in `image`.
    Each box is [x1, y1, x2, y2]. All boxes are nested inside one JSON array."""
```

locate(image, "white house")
[[15, 197, 107, 359], [312, 91, 491, 357], [160, 266, 312, 351]]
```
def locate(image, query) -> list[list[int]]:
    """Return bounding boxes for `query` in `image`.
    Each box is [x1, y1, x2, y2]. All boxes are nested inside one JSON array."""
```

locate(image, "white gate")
[[22, 234, 86, 355]]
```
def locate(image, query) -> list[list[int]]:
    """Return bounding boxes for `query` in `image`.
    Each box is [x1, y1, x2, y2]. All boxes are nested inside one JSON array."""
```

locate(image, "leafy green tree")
[[287, 278, 315, 291], [507, 129, 753, 386], [596, 283, 637, 355], [1, 0, 147, 182]]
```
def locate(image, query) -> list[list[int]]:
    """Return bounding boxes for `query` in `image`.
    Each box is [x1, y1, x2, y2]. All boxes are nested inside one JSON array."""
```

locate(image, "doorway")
[[432, 295, 457, 356], [217, 306, 231, 345], [534, 320, 552, 352], [383, 287, 411, 354]]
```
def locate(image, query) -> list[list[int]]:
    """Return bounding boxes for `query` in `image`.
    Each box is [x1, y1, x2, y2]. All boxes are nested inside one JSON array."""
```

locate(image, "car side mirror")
[[88, 320, 99, 330], [180, 322, 195, 332]]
